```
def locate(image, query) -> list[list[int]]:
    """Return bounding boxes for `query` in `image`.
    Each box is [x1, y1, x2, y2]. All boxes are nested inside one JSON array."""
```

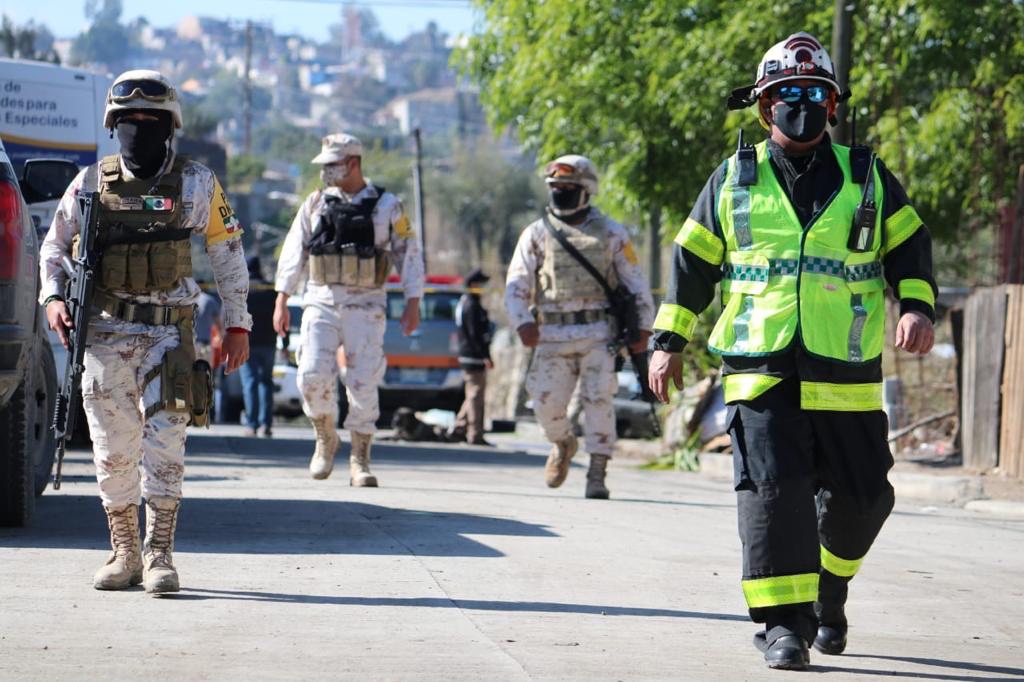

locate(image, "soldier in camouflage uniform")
[[505, 155, 654, 499], [41, 70, 252, 594], [274, 133, 425, 486]]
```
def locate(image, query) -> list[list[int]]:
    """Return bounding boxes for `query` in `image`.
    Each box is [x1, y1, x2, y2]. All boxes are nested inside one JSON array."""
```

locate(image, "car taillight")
[[0, 180, 23, 279]]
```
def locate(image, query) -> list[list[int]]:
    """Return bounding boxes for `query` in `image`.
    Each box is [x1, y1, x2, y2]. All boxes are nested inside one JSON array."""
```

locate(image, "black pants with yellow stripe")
[[727, 378, 895, 644]]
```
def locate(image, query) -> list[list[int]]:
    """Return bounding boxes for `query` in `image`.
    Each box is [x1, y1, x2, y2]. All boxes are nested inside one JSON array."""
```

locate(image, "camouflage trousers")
[[82, 324, 189, 509], [526, 335, 617, 456], [296, 301, 387, 434]]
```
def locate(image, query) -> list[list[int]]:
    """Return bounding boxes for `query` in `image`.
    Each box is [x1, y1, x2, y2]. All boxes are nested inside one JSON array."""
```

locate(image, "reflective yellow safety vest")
[[711, 141, 886, 410]]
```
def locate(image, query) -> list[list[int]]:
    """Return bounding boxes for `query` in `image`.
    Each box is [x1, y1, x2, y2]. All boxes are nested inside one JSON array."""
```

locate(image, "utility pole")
[[647, 205, 662, 294], [243, 20, 253, 154], [831, 0, 854, 144], [412, 127, 426, 272]]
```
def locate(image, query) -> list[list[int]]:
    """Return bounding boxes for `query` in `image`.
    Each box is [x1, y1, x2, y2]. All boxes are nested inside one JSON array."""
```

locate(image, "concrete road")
[[1, 424, 1022, 681]]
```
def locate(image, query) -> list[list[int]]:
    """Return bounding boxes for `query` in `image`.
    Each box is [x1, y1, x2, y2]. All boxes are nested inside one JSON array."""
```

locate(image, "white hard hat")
[[103, 69, 183, 129], [727, 32, 846, 111], [311, 133, 363, 165], [544, 154, 599, 196], [752, 32, 840, 96]]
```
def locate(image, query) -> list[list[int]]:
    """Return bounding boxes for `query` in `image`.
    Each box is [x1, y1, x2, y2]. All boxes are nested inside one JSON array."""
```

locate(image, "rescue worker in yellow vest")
[[41, 70, 252, 594], [649, 33, 936, 670], [273, 133, 424, 486], [506, 155, 655, 499]]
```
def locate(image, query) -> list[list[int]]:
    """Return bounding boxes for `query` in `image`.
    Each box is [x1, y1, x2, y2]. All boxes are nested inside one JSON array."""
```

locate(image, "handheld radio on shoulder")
[[848, 152, 878, 252], [736, 129, 758, 186]]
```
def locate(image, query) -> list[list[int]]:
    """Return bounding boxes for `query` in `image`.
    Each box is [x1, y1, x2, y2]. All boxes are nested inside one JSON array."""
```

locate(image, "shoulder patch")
[[393, 203, 414, 239], [623, 240, 640, 265], [206, 177, 243, 246]]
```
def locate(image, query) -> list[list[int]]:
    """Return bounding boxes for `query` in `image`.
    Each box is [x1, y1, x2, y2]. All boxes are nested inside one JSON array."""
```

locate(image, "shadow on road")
[[163, 588, 749, 622], [182, 433, 546, 469], [0, 495, 555, 558], [814, 653, 1024, 681]]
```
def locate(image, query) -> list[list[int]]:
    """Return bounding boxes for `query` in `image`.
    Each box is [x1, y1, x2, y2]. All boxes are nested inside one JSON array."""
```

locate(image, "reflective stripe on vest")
[[741, 572, 819, 609], [820, 545, 865, 578], [653, 303, 698, 341], [722, 373, 782, 403], [898, 278, 935, 307], [710, 142, 886, 367]]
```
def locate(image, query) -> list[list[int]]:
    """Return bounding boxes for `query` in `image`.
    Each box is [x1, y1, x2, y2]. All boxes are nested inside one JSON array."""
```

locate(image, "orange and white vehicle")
[[273, 274, 468, 421], [377, 274, 465, 414]]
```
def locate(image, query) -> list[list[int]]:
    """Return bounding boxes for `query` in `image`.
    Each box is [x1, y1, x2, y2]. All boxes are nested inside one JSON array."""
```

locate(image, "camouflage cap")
[[311, 133, 363, 165]]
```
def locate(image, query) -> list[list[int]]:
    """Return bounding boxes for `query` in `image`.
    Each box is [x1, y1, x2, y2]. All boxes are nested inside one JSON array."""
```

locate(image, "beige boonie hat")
[[311, 133, 363, 165]]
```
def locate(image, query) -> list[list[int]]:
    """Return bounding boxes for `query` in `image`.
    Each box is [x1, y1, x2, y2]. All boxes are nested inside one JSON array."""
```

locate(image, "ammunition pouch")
[[308, 250, 392, 288]]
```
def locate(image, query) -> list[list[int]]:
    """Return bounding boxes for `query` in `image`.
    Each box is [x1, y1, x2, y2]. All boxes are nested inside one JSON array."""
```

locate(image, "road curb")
[[889, 472, 984, 505], [963, 499, 1024, 518]]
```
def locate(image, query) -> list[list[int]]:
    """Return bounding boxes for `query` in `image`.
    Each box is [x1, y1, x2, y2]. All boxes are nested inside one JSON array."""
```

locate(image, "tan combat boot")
[[93, 504, 143, 590], [544, 434, 578, 488], [349, 432, 378, 487], [309, 414, 341, 480], [143, 496, 181, 594], [585, 454, 611, 500]]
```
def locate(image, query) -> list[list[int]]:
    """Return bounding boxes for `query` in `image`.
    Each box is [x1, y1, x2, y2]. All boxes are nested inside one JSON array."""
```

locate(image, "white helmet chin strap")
[[549, 189, 590, 217]]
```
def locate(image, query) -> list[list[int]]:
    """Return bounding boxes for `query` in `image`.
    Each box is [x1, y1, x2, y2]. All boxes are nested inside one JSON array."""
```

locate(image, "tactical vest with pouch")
[[710, 141, 887, 411], [95, 154, 192, 294], [537, 214, 615, 305], [307, 186, 392, 288]]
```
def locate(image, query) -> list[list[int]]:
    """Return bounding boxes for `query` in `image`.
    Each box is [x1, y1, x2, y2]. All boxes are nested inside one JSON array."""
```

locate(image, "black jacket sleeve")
[[653, 163, 727, 352], [876, 159, 938, 322]]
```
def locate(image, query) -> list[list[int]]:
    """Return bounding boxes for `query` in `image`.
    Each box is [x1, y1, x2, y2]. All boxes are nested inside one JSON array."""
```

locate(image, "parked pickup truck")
[[0, 140, 78, 526]]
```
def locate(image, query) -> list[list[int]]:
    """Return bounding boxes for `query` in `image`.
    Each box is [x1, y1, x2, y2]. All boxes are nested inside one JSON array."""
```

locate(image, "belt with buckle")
[[94, 289, 194, 326], [536, 308, 609, 326]]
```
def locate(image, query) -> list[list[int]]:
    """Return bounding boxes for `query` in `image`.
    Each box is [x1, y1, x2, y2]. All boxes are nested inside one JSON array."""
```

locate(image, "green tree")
[[70, 0, 136, 67], [850, 1, 1024, 283], [458, 0, 1024, 284], [1, 15, 60, 62], [227, 154, 267, 190], [430, 141, 546, 264]]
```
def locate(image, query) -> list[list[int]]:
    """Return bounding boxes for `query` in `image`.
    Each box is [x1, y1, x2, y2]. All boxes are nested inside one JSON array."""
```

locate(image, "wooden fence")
[[962, 285, 1024, 478]]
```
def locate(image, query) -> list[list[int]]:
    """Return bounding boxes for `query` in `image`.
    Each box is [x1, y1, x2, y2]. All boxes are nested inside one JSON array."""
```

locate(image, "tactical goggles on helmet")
[[545, 161, 580, 179], [109, 79, 175, 103], [773, 84, 832, 104]]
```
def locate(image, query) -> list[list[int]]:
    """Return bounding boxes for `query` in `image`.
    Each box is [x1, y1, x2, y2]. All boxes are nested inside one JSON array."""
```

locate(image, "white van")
[[0, 58, 116, 234]]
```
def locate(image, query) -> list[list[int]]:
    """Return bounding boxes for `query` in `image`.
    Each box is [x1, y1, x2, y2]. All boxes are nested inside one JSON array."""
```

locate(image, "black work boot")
[[813, 601, 848, 655], [815, 570, 850, 655], [753, 627, 811, 671]]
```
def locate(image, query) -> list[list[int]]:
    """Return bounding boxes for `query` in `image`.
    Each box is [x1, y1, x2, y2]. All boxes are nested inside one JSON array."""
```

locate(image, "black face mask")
[[550, 186, 584, 212], [115, 115, 172, 178], [772, 101, 828, 143]]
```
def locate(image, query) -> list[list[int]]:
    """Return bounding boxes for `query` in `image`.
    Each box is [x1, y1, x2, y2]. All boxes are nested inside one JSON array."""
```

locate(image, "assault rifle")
[[52, 191, 101, 490]]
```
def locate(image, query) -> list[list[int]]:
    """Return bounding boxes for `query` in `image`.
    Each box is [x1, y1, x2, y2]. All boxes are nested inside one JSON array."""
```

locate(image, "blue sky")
[[1, 0, 479, 42]]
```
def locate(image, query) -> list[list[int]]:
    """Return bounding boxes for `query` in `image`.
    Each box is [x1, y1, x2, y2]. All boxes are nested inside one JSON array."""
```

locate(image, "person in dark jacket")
[[240, 256, 278, 437], [450, 269, 494, 445]]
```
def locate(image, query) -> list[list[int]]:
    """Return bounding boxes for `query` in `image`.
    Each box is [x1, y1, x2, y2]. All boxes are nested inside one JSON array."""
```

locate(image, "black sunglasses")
[[774, 84, 831, 104]]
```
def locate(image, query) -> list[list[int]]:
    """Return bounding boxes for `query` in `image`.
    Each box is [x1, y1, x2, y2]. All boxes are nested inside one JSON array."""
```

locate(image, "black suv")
[[0, 142, 78, 526]]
